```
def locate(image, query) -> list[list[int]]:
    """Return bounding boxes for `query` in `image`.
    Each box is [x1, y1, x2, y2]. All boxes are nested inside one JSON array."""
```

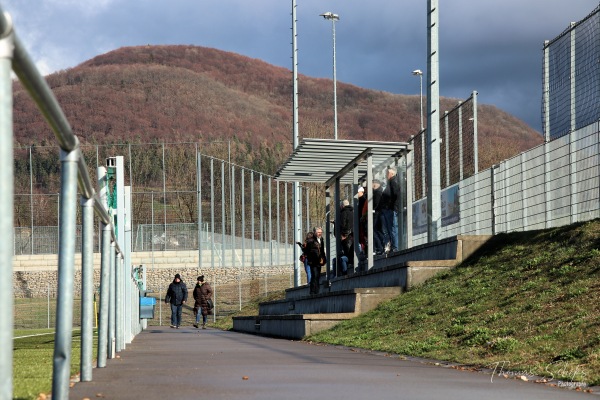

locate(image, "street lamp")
[[412, 69, 423, 132], [320, 11, 339, 140]]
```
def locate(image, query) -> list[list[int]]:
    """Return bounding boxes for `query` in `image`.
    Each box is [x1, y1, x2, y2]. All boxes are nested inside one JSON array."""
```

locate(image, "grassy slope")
[[309, 220, 600, 385], [222, 220, 600, 386]]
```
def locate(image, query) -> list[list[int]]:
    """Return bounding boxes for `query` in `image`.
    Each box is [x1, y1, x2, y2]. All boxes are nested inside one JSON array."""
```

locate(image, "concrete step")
[[233, 287, 402, 339], [233, 313, 358, 340], [286, 260, 455, 300], [260, 287, 402, 316]]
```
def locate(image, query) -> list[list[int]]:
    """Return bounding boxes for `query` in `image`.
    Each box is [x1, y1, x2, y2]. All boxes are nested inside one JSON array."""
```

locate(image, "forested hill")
[[12, 44, 543, 174]]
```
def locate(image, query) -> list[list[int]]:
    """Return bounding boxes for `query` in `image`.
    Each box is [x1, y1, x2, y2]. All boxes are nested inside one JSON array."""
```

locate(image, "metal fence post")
[[260, 174, 264, 269], [276, 181, 280, 266], [0, 18, 15, 399], [80, 196, 95, 382], [97, 223, 111, 368], [240, 169, 245, 310], [108, 241, 116, 359], [29, 145, 34, 254], [269, 177, 273, 267], [251, 171, 255, 267], [197, 152, 202, 274], [47, 283, 50, 329], [51, 148, 79, 400]]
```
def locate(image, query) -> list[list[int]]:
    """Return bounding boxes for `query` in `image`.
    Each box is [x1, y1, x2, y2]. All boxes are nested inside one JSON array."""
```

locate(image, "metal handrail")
[[0, 9, 120, 251]]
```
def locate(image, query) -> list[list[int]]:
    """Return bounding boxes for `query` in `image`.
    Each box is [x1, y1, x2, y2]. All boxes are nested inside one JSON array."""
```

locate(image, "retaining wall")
[[12, 250, 293, 298]]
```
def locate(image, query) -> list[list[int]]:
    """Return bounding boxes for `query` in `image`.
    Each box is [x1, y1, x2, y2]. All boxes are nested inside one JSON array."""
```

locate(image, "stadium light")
[[412, 69, 424, 132], [320, 12, 340, 140]]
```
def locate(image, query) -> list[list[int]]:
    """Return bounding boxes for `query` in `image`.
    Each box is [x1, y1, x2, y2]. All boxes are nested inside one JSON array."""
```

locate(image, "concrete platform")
[[233, 235, 492, 340]]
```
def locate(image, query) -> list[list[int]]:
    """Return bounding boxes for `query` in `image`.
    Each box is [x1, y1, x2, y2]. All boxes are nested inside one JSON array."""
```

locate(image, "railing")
[[0, 7, 134, 400]]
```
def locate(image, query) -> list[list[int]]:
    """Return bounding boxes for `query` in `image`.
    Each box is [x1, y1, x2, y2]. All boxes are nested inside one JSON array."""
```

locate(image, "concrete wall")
[[12, 250, 294, 298]]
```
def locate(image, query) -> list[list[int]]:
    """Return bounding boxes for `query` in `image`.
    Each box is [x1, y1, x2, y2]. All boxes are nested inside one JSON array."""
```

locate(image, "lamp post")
[[412, 69, 424, 132], [320, 11, 339, 140]]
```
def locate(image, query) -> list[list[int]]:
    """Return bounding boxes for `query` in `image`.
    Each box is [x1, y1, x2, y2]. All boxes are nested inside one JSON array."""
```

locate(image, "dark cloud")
[[1, 0, 597, 132]]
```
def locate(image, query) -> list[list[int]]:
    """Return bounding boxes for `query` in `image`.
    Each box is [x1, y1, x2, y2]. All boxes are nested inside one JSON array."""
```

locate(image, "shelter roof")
[[274, 139, 412, 185]]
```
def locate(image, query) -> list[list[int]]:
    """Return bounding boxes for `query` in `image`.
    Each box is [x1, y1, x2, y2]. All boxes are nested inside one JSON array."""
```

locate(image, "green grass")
[[308, 220, 600, 386], [13, 330, 97, 400], [217, 220, 600, 387]]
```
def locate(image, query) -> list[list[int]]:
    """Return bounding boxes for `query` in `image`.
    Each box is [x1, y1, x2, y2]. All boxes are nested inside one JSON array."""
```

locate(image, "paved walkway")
[[69, 326, 593, 400]]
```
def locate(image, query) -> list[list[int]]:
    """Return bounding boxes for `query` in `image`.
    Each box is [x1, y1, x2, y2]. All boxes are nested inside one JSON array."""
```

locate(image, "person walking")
[[193, 275, 213, 329], [165, 273, 188, 329], [297, 231, 315, 285], [306, 227, 325, 295]]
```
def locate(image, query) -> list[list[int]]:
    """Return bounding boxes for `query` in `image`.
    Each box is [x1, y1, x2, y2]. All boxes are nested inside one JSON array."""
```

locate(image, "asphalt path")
[[69, 326, 596, 400]]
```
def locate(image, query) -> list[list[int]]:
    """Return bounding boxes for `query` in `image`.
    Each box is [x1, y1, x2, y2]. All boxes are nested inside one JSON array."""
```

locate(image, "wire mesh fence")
[[410, 93, 477, 201], [13, 270, 303, 330], [543, 5, 599, 141], [12, 142, 319, 256]]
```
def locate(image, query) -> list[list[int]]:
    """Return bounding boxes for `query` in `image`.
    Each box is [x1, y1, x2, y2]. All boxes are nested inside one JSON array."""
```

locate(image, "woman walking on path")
[[193, 275, 213, 329]]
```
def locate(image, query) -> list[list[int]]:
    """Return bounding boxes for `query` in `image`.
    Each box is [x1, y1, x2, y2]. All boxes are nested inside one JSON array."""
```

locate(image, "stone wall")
[[12, 251, 299, 298]]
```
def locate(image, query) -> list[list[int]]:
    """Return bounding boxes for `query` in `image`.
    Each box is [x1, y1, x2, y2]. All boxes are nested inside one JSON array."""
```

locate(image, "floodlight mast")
[[412, 69, 424, 132], [320, 12, 340, 140]]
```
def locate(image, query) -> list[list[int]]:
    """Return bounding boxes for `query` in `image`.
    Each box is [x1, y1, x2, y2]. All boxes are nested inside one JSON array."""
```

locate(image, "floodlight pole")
[[426, 0, 441, 242], [292, 0, 302, 286], [412, 69, 424, 131], [320, 11, 339, 140]]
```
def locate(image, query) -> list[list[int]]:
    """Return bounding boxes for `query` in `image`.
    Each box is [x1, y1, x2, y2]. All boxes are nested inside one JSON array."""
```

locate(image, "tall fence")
[[410, 91, 478, 201], [12, 146, 316, 332], [543, 5, 599, 141], [13, 143, 318, 256], [411, 121, 600, 245]]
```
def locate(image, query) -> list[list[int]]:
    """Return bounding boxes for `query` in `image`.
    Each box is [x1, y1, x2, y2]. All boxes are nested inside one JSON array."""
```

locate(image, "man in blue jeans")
[[165, 273, 188, 328], [331, 232, 354, 278], [383, 167, 400, 251]]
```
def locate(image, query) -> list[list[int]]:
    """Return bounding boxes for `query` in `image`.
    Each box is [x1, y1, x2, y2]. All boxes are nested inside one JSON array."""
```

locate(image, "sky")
[[0, 0, 598, 133]]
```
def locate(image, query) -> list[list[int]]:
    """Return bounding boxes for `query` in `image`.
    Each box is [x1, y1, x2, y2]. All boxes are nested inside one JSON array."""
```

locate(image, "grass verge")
[[215, 220, 600, 387], [13, 329, 97, 400]]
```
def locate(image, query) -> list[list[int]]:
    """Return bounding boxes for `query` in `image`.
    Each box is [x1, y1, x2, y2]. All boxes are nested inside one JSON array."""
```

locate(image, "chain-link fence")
[[410, 92, 478, 201], [12, 141, 320, 330], [13, 142, 325, 256], [543, 5, 599, 141], [14, 269, 303, 330]]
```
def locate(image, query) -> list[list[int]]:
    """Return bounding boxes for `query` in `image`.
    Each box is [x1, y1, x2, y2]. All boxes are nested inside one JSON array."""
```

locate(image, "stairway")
[[232, 235, 492, 340]]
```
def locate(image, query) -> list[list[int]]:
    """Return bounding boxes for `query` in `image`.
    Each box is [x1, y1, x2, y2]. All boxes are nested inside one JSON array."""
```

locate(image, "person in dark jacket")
[[297, 231, 315, 285], [193, 275, 213, 329], [306, 228, 324, 295], [382, 167, 401, 251], [165, 273, 188, 328], [331, 231, 354, 278], [372, 179, 387, 255], [340, 199, 354, 236]]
